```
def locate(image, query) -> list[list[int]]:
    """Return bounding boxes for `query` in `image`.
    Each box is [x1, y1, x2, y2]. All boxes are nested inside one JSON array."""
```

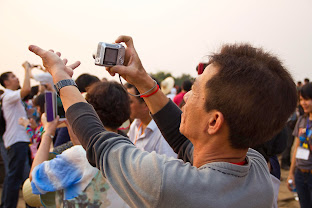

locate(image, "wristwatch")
[[54, 79, 78, 96]]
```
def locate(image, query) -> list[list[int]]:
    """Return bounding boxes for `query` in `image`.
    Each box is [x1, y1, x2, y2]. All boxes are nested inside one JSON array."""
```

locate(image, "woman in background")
[[288, 83, 312, 208]]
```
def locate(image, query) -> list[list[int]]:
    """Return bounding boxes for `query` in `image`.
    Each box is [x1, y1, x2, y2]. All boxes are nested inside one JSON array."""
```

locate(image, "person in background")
[[0, 90, 9, 208], [173, 79, 192, 107], [297, 81, 303, 91], [75, 73, 100, 97], [304, 78, 310, 85], [254, 127, 288, 208], [19, 93, 45, 160], [0, 62, 32, 207], [160, 77, 175, 100], [281, 111, 298, 170], [287, 83, 312, 208], [125, 82, 177, 158], [29, 81, 130, 207]]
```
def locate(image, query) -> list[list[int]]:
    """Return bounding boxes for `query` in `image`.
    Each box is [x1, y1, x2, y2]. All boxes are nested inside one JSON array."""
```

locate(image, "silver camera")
[[94, 42, 125, 67]]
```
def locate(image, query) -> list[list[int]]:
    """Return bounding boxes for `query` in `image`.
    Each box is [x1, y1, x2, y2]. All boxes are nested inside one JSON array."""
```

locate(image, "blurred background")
[[0, 0, 311, 87]]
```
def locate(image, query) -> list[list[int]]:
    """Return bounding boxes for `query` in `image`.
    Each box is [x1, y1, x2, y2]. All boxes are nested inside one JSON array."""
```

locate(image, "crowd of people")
[[0, 35, 310, 207]]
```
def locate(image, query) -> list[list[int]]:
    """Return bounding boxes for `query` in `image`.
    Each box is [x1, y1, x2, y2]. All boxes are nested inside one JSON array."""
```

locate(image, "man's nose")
[[184, 91, 191, 102]]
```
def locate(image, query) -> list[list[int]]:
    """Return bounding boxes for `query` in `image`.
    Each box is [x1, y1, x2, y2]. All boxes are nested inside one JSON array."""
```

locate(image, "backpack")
[[0, 97, 6, 136]]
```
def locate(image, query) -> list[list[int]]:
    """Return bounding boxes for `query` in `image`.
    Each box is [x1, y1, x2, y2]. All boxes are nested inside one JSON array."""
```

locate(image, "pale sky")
[[0, 0, 311, 89]]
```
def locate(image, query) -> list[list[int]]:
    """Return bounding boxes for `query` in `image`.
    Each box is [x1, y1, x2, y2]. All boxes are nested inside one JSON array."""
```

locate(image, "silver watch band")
[[54, 79, 78, 95]]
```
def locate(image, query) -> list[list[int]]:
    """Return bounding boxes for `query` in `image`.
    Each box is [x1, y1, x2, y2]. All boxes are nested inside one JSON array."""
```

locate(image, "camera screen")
[[104, 48, 118, 65]]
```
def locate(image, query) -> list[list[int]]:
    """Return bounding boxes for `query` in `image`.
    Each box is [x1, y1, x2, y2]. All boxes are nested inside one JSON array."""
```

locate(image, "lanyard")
[[307, 118, 310, 136], [300, 118, 311, 149], [134, 122, 144, 145]]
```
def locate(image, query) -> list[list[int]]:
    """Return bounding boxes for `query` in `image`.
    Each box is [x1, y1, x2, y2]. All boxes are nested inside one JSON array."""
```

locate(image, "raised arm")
[[29, 114, 59, 180], [20, 61, 32, 99], [104, 36, 169, 114]]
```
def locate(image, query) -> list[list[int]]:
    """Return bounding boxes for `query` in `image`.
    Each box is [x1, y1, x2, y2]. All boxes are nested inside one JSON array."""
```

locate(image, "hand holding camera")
[[95, 36, 155, 91]]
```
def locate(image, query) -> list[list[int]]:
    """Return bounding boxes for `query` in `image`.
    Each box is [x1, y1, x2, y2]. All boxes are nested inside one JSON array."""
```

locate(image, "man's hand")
[[28, 45, 80, 83], [18, 117, 30, 128], [106, 36, 152, 86], [41, 113, 60, 136], [22, 61, 32, 71], [286, 173, 296, 192]]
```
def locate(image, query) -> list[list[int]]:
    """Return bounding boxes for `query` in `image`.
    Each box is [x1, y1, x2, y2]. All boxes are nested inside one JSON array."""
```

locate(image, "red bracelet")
[[140, 84, 160, 98]]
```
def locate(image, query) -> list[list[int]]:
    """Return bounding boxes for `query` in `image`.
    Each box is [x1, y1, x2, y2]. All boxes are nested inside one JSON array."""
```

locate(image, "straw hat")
[[161, 77, 175, 95], [23, 153, 57, 207], [22, 178, 42, 207]]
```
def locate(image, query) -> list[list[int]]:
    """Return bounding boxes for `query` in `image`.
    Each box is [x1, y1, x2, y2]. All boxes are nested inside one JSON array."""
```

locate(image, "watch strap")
[[54, 79, 78, 95]]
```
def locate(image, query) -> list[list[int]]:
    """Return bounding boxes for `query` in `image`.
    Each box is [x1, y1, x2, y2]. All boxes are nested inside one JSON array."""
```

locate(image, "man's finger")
[[63, 58, 68, 65], [68, 61, 81, 69], [56, 52, 61, 57], [115, 35, 134, 48], [110, 65, 128, 77], [28, 45, 47, 57]]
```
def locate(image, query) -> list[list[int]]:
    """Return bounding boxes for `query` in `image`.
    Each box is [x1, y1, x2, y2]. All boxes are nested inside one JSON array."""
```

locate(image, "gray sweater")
[[67, 102, 274, 208]]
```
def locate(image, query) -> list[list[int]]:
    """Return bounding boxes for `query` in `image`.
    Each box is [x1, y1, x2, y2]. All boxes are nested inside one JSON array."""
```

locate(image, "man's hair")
[[300, 82, 312, 100], [86, 81, 130, 129], [125, 83, 144, 103], [33, 93, 46, 115], [205, 44, 297, 149], [304, 78, 310, 83], [0, 72, 12, 88], [75, 73, 100, 93], [23, 85, 39, 101], [182, 80, 192, 92]]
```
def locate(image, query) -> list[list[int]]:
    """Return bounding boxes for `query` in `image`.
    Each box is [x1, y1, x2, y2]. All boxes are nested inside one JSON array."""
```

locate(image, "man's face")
[[127, 87, 147, 120], [180, 64, 219, 139], [5, 73, 20, 89]]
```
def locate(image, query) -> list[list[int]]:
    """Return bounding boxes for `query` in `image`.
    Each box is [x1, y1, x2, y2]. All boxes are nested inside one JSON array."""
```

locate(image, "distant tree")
[[149, 71, 173, 83], [174, 73, 195, 87], [149, 71, 195, 87]]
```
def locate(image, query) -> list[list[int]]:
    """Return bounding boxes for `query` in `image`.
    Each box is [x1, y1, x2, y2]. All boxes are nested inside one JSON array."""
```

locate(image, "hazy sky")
[[0, 0, 311, 88]]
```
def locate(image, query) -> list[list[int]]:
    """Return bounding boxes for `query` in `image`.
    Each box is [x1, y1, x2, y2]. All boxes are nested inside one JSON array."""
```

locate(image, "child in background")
[[19, 93, 45, 159]]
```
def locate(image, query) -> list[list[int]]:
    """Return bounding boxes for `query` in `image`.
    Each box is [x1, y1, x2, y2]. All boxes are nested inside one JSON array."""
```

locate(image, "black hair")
[[75, 73, 100, 92], [23, 85, 39, 101], [300, 83, 312, 100], [182, 80, 192, 92], [125, 77, 161, 103], [33, 93, 46, 115], [0, 72, 12, 88], [86, 81, 130, 129]]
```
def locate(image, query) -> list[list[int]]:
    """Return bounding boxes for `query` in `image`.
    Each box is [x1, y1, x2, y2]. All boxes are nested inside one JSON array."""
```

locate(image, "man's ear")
[[207, 111, 224, 135], [142, 102, 149, 111], [3, 80, 9, 88]]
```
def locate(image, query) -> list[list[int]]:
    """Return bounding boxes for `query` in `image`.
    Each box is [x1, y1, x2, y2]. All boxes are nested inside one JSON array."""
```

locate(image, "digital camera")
[[94, 42, 125, 67]]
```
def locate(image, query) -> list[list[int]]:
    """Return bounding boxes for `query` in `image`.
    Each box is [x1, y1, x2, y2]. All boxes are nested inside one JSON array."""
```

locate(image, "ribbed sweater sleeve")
[[151, 100, 194, 163], [65, 102, 133, 167]]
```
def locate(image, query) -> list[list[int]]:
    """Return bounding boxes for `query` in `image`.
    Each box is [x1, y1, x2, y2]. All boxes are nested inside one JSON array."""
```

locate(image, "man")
[[0, 62, 31, 207], [304, 78, 310, 85], [125, 83, 177, 157], [29, 36, 297, 208]]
